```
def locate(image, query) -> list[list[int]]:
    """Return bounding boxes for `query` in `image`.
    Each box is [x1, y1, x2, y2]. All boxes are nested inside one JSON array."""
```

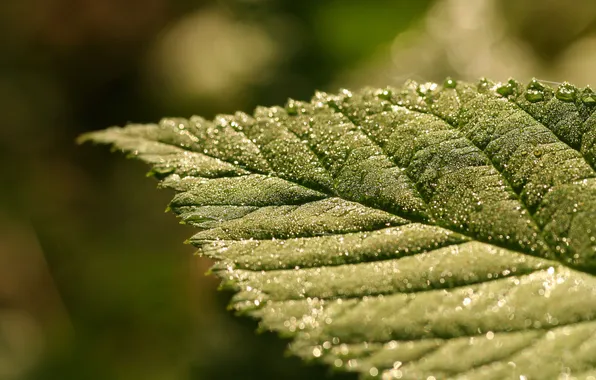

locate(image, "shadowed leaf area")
[[81, 78, 596, 380]]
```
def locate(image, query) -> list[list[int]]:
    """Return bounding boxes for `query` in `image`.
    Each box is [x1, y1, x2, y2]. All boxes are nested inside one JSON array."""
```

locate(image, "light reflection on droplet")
[[312, 347, 322, 358]]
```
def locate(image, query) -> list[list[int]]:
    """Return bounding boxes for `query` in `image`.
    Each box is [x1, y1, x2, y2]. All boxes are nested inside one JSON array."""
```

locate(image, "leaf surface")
[[81, 78, 596, 380]]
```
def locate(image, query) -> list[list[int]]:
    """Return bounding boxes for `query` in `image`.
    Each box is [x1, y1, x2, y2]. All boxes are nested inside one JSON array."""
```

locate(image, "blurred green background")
[[2, 0, 596, 379]]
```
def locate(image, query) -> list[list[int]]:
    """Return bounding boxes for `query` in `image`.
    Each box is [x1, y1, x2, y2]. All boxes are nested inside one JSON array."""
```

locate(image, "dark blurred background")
[[2, 1, 596, 379]]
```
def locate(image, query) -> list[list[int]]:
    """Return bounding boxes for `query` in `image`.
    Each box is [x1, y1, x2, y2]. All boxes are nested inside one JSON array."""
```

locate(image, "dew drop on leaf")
[[555, 82, 577, 102], [524, 79, 547, 102], [443, 77, 457, 89], [581, 86, 596, 105]]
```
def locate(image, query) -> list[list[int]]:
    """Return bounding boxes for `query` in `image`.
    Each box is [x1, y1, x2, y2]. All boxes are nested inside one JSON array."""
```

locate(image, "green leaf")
[[80, 78, 596, 380]]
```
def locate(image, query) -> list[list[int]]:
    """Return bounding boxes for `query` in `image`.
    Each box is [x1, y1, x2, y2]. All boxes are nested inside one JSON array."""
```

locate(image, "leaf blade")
[[81, 78, 596, 379]]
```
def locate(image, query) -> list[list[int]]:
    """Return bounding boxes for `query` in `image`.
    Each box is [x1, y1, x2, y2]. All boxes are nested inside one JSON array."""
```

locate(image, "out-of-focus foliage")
[[2, 1, 596, 379]]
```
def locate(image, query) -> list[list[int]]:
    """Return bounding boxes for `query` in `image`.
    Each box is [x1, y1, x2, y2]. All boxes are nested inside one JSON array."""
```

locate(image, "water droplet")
[[376, 88, 392, 101], [524, 79, 546, 102], [581, 86, 596, 105], [496, 79, 518, 97], [340, 88, 353, 98], [555, 83, 576, 102], [443, 77, 457, 89], [312, 347, 322, 357], [286, 99, 298, 115], [525, 89, 544, 102], [477, 77, 495, 92]]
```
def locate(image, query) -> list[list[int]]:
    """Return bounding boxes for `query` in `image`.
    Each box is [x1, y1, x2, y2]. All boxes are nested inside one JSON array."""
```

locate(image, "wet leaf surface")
[[81, 78, 596, 379]]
